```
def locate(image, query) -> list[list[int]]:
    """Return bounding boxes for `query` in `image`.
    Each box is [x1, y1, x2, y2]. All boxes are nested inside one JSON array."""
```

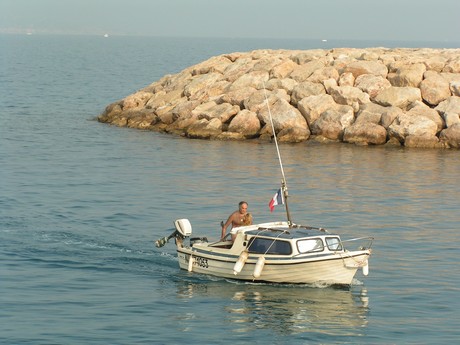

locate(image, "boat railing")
[[340, 237, 374, 251]]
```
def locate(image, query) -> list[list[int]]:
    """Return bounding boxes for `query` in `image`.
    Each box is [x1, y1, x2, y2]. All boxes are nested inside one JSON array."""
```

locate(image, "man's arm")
[[221, 212, 235, 240]]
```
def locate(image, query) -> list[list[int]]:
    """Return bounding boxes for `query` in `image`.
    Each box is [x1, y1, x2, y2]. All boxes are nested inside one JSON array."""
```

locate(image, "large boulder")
[[290, 60, 325, 82], [388, 112, 439, 144], [186, 118, 222, 139], [327, 85, 371, 112], [227, 109, 261, 137], [343, 122, 387, 145], [374, 86, 422, 110], [310, 105, 354, 140], [355, 74, 391, 99], [291, 81, 326, 105], [343, 60, 388, 78], [387, 63, 426, 87], [420, 74, 451, 105], [297, 94, 337, 127], [439, 123, 460, 148], [258, 98, 308, 135]]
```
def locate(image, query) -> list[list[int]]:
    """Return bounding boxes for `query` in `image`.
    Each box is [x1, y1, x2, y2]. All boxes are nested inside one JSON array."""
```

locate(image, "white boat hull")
[[177, 247, 370, 286]]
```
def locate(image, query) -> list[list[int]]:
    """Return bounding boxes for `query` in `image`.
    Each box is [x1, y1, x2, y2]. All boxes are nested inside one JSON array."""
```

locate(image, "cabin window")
[[297, 239, 324, 253], [326, 237, 343, 251], [248, 238, 292, 255]]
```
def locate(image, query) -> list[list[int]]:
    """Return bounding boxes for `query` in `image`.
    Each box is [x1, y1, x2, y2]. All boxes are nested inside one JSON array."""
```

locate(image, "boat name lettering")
[[194, 256, 208, 268]]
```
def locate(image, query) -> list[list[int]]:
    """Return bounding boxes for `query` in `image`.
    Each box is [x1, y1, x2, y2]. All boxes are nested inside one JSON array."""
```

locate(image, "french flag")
[[268, 188, 284, 212]]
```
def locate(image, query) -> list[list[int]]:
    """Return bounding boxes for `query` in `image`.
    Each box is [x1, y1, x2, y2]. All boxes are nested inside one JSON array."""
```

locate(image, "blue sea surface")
[[1, 34, 459, 344]]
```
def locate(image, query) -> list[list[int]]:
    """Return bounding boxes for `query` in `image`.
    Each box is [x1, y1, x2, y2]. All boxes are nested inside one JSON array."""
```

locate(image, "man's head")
[[238, 201, 248, 214]]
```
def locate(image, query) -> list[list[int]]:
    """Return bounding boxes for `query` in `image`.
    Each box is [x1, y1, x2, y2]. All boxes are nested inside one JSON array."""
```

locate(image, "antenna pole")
[[263, 84, 293, 226]]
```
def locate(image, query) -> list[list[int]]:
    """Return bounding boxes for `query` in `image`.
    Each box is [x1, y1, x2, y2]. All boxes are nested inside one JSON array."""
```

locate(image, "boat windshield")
[[325, 237, 343, 251], [247, 237, 292, 255], [297, 238, 324, 253]]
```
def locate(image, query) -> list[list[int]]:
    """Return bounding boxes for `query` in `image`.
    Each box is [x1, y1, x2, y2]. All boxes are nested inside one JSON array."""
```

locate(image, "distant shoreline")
[[2, 32, 460, 48]]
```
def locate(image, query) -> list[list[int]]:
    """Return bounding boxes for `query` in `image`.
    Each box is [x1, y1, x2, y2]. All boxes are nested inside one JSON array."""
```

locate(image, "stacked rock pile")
[[98, 48, 460, 148]]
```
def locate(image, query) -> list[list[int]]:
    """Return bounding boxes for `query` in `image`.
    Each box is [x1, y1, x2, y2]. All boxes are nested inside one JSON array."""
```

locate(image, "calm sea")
[[1, 35, 459, 344]]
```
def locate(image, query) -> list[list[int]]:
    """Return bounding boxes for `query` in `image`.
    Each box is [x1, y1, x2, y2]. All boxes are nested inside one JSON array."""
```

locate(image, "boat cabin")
[[206, 222, 345, 257]]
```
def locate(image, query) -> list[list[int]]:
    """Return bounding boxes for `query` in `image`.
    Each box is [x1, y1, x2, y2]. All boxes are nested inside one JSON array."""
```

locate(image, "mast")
[[263, 85, 293, 227]]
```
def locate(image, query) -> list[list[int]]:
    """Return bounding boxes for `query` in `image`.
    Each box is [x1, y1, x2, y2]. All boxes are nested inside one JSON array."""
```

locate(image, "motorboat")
[[154, 86, 373, 286], [156, 219, 372, 286]]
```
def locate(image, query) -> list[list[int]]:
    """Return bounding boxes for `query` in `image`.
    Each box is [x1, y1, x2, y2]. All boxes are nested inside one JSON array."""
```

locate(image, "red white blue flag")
[[269, 188, 284, 212]]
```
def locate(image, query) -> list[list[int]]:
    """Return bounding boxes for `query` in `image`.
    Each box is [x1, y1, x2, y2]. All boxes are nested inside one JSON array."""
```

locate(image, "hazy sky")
[[1, 0, 459, 42]]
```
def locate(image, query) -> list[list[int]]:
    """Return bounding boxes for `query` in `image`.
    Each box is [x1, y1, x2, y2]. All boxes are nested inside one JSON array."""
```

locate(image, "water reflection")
[[175, 280, 369, 336]]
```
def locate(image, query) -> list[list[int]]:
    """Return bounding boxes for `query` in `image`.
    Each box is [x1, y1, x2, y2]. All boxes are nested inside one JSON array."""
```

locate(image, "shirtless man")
[[221, 201, 252, 241]]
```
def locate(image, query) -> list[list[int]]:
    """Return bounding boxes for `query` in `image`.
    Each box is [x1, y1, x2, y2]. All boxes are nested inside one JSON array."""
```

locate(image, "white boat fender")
[[188, 254, 193, 272], [363, 261, 369, 276], [253, 256, 265, 279], [233, 250, 249, 275]]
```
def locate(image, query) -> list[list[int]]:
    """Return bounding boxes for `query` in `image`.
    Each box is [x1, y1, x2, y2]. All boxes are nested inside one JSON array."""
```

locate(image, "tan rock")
[[229, 70, 269, 91], [374, 86, 421, 110], [310, 105, 354, 140], [186, 118, 222, 139], [145, 89, 183, 110], [219, 87, 258, 107], [189, 80, 230, 103], [161, 70, 192, 93], [443, 112, 460, 127], [291, 82, 326, 105], [270, 59, 298, 79], [380, 106, 404, 129], [257, 98, 308, 134], [388, 112, 438, 143], [406, 103, 444, 133], [343, 122, 387, 145], [443, 57, 460, 73], [123, 91, 153, 110], [191, 55, 232, 75], [338, 72, 355, 86], [439, 123, 460, 148], [450, 81, 460, 97], [435, 96, 460, 117], [171, 100, 201, 119], [297, 94, 337, 127], [420, 74, 451, 105], [323, 78, 338, 92], [388, 63, 426, 87], [292, 50, 328, 64], [355, 74, 391, 99], [355, 103, 387, 125], [156, 104, 178, 124], [328, 85, 370, 112], [195, 102, 240, 123], [243, 89, 289, 113], [278, 126, 310, 143], [307, 67, 340, 83], [252, 56, 283, 73], [228, 109, 261, 137], [223, 57, 255, 82], [167, 115, 197, 132], [343, 60, 388, 78], [424, 55, 449, 72], [265, 78, 298, 94], [184, 72, 223, 98], [290, 60, 325, 82], [404, 135, 442, 148]]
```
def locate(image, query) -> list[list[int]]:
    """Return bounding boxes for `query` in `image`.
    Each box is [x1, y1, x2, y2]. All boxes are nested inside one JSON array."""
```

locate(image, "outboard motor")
[[155, 219, 193, 248], [174, 219, 192, 237]]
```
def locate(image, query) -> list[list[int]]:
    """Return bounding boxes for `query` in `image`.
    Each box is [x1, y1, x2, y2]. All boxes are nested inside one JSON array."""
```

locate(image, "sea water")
[[1, 34, 460, 344]]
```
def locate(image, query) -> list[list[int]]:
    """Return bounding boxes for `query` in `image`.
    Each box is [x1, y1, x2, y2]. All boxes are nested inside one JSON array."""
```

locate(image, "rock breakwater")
[[98, 48, 460, 148]]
